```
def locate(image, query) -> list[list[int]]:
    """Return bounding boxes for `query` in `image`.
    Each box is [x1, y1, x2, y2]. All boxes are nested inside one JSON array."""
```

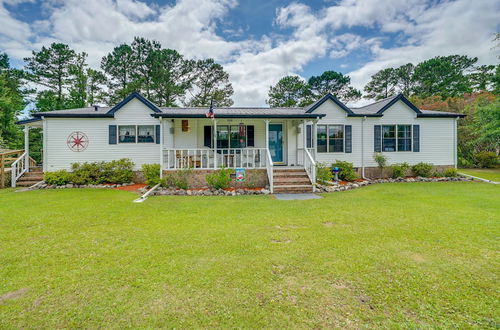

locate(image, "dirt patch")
[[271, 239, 292, 244], [113, 183, 147, 191], [323, 222, 335, 227], [274, 225, 306, 230], [0, 288, 29, 304]]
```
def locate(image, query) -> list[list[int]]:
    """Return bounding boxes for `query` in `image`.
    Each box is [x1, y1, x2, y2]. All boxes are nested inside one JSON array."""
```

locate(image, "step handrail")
[[303, 148, 316, 192], [10, 151, 28, 188], [265, 148, 274, 193]]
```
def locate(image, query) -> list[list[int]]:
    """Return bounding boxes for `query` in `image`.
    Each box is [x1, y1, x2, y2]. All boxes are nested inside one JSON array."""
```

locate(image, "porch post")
[[24, 125, 29, 172], [213, 119, 217, 169], [313, 119, 318, 159], [159, 118, 163, 179], [302, 120, 307, 165], [265, 120, 270, 150]]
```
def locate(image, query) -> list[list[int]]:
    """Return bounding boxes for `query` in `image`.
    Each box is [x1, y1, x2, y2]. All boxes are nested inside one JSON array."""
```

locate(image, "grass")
[[459, 168, 500, 182], [0, 182, 499, 328]]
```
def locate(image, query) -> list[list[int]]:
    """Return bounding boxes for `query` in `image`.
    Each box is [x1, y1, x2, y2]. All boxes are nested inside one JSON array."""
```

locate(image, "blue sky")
[[0, 0, 498, 106]]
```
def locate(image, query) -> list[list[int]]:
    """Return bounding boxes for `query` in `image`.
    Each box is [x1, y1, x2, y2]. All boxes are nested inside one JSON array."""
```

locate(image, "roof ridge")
[[355, 94, 399, 109]]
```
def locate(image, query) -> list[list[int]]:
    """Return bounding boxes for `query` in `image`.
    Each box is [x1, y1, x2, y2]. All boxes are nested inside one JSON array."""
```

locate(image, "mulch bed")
[[113, 183, 147, 191]]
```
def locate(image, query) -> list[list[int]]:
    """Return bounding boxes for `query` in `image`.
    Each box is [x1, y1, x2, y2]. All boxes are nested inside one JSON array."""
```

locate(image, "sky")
[[0, 0, 499, 106]]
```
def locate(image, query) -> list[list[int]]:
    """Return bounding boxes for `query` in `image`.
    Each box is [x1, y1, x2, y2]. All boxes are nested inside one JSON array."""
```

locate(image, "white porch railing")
[[265, 149, 274, 193], [301, 148, 316, 191], [11, 151, 27, 188], [162, 148, 270, 170]]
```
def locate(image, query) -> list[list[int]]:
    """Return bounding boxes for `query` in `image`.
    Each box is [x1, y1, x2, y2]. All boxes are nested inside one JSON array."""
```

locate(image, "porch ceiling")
[[152, 107, 325, 119]]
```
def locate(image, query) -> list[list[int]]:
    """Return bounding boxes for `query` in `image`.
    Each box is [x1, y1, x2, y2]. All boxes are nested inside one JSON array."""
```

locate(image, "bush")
[[474, 151, 499, 168], [442, 167, 458, 177], [373, 153, 388, 169], [390, 162, 410, 178], [331, 160, 357, 181], [44, 170, 72, 185], [163, 167, 192, 189], [316, 162, 333, 183], [71, 158, 135, 185], [206, 166, 233, 189], [411, 162, 434, 177], [142, 163, 161, 186]]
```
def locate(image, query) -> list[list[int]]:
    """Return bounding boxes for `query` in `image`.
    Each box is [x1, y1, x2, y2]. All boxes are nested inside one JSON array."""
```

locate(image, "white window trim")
[[118, 125, 155, 144], [382, 124, 412, 152], [317, 124, 345, 153]]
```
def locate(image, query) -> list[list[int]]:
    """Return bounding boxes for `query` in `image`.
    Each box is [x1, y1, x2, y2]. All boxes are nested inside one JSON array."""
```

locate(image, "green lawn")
[[459, 168, 500, 182], [1, 183, 499, 328]]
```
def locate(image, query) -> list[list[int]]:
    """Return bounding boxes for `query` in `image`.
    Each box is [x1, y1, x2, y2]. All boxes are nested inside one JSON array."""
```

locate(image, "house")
[[16, 92, 464, 192]]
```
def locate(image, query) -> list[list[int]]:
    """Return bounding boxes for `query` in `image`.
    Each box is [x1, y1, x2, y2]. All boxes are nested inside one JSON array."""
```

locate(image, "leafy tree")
[[0, 57, 24, 149], [364, 68, 397, 100], [472, 98, 500, 153], [67, 52, 88, 108], [308, 70, 361, 103], [267, 76, 312, 107], [395, 63, 415, 96], [24, 43, 78, 109], [101, 44, 135, 103], [470, 64, 496, 91], [146, 49, 194, 107], [412, 55, 477, 98], [86, 68, 107, 105], [130, 37, 161, 98], [189, 59, 234, 107]]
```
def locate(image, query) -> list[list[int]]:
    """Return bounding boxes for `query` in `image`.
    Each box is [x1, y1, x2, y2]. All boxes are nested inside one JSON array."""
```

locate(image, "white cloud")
[[0, 0, 498, 106]]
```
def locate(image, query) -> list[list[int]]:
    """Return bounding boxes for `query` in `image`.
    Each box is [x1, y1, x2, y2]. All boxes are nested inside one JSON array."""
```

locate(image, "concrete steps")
[[273, 168, 313, 193]]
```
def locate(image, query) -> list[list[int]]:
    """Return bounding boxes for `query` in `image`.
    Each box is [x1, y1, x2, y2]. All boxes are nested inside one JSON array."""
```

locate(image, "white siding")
[[45, 98, 161, 171], [306, 99, 456, 167]]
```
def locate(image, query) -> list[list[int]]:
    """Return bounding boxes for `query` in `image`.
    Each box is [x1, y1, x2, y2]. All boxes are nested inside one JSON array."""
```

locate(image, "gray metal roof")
[[23, 93, 463, 120]]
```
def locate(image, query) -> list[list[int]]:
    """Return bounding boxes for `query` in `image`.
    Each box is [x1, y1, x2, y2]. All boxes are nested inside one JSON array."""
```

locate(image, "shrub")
[[390, 162, 410, 178], [71, 158, 135, 185], [411, 162, 434, 177], [316, 162, 333, 183], [331, 160, 357, 181], [206, 166, 233, 189], [474, 151, 499, 168], [443, 167, 458, 177], [373, 152, 387, 168], [163, 167, 192, 189], [142, 163, 161, 186], [44, 170, 72, 185]]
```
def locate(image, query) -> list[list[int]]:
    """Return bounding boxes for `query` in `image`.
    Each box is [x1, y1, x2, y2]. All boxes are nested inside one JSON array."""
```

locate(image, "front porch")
[[159, 118, 318, 193]]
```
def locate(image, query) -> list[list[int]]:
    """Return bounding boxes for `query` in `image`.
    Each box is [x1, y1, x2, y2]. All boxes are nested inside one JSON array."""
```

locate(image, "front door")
[[269, 123, 284, 164]]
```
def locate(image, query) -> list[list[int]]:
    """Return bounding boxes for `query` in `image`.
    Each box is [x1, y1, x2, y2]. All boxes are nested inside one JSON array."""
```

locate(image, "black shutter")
[[345, 125, 352, 153], [306, 125, 312, 148], [413, 125, 420, 152], [204, 126, 212, 148], [109, 125, 117, 144], [247, 125, 255, 147], [155, 125, 160, 144], [374, 125, 381, 152]]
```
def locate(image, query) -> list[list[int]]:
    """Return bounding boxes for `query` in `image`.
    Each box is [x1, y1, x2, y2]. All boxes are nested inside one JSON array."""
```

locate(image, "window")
[[138, 125, 155, 143], [382, 125, 396, 152], [329, 125, 344, 152], [119, 125, 136, 143], [317, 125, 327, 153], [216, 125, 247, 149], [397, 125, 412, 151], [382, 125, 412, 152], [306, 125, 313, 148], [317, 125, 344, 153]]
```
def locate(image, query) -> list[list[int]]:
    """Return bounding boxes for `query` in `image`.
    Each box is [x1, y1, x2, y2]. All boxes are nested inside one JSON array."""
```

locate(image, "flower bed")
[[147, 187, 271, 196]]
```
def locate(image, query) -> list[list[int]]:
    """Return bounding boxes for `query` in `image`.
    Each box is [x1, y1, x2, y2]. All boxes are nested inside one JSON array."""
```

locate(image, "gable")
[[310, 98, 351, 119], [113, 98, 160, 123], [107, 92, 161, 115], [378, 99, 419, 121], [306, 94, 353, 115]]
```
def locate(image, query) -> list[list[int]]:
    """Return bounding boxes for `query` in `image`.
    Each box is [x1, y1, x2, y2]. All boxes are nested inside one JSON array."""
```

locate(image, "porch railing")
[[10, 151, 28, 188], [162, 148, 270, 170], [302, 148, 316, 192], [265, 149, 274, 193]]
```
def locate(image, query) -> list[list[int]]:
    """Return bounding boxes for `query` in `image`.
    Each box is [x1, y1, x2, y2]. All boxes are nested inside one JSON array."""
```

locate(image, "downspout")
[[454, 117, 458, 169], [159, 117, 163, 179], [361, 116, 367, 179], [42, 116, 47, 172]]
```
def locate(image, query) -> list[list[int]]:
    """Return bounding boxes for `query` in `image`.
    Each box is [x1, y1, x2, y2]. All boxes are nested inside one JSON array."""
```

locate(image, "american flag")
[[206, 100, 215, 119]]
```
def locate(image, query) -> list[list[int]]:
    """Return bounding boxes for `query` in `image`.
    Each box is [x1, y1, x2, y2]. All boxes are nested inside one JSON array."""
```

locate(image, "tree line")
[[267, 54, 499, 106]]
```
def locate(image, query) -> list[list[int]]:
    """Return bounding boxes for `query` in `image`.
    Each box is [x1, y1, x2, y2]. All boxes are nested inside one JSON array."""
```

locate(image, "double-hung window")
[[382, 125, 411, 152], [118, 125, 155, 143], [317, 125, 344, 153]]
